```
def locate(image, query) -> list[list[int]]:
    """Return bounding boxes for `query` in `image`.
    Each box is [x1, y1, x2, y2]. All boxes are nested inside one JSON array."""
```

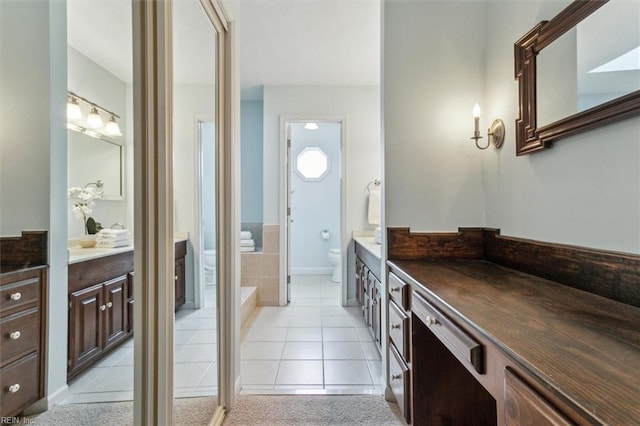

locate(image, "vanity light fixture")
[[86, 107, 103, 129], [67, 96, 82, 120], [304, 122, 319, 130], [67, 91, 123, 138], [104, 115, 123, 137], [470, 102, 505, 150]]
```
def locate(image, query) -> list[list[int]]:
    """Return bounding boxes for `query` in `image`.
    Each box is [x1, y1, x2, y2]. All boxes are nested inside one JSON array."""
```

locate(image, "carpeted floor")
[[20, 394, 403, 425], [22, 397, 216, 426], [223, 395, 404, 426]]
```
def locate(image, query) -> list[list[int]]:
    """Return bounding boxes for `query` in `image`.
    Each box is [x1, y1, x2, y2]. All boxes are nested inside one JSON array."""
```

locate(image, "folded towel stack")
[[96, 229, 131, 248], [240, 231, 255, 252]]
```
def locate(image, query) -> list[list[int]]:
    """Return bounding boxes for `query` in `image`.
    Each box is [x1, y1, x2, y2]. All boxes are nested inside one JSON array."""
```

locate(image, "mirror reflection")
[[537, 0, 640, 127], [67, 129, 123, 200]]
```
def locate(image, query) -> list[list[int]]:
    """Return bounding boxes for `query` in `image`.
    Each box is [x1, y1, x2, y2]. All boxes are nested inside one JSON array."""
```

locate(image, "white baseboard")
[[48, 384, 69, 405], [291, 267, 334, 275], [182, 301, 197, 309]]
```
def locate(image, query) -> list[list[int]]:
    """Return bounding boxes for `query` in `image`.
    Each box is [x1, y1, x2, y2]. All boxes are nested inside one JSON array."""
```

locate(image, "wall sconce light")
[[67, 96, 82, 120], [470, 102, 504, 150], [304, 122, 319, 130], [104, 115, 123, 137], [86, 107, 104, 129]]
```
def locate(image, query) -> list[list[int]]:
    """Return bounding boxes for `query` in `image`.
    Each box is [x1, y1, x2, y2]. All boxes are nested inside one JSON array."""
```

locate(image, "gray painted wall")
[[384, 0, 640, 254], [0, 0, 69, 400]]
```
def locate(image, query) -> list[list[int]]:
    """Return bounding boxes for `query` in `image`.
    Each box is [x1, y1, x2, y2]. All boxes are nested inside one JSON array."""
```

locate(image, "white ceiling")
[[67, 0, 381, 96]]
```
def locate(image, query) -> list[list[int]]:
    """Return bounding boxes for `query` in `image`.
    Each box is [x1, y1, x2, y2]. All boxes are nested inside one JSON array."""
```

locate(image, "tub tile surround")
[[241, 224, 280, 305]]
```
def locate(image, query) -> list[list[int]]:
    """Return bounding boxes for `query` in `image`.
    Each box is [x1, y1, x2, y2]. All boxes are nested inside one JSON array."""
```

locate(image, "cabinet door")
[[69, 283, 104, 375], [504, 368, 573, 426], [355, 257, 364, 305], [104, 276, 128, 351], [175, 256, 186, 309], [373, 276, 382, 348]]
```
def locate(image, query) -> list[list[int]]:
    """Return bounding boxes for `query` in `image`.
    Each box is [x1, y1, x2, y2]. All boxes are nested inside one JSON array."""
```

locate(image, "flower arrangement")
[[68, 185, 103, 235]]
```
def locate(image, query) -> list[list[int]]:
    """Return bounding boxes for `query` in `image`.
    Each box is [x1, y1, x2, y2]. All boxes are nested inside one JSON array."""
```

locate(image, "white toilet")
[[203, 249, 216, 285], [328, 248, 341, 283]]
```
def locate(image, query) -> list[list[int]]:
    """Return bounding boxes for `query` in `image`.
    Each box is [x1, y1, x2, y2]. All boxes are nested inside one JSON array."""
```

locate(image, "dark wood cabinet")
[[69, 283, 104, 374], [103, 276, 128, 351], [354, 240, 382, 354], [174, 243, 186, 309], [0, 231, 47, 418], [387, 227, 640, 426], [68, 241, 187, 381]]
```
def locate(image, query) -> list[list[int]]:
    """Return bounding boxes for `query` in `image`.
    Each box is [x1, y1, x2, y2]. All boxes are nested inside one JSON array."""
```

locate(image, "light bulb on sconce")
[[67, 96, 82, 120], [86, 107, 103, 129], [470, 102, 505, 150]]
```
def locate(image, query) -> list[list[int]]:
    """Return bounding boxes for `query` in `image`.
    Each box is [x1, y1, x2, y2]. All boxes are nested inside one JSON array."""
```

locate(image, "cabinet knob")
[[391, 374, 402, 381], [8, 384, 20, 393], [10, 292, 21, 301], [390, 287, 400, 293], [100, 304, 107, 311], [425, 316, 438, 327], [391, 323, 400, 329], [107, 302, 113, 308], [361, 306, 367, 311], [175, 275, 178, 281], [9, 331, 21, 340]]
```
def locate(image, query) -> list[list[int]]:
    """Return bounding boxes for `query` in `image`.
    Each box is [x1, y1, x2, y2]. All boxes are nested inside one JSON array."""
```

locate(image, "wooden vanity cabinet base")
[[412, 314, 497, 425]]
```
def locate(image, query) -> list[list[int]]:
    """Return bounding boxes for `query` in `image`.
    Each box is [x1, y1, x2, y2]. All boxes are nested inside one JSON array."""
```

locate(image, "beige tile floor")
[[240, 275, 383, 394], [56, 286, 218, 404], [56, 275, 382, 403]]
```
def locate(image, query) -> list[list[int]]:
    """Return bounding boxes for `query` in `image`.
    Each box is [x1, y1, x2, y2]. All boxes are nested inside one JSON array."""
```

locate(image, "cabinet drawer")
[[388, 300, 409, 361], [412, 290, 484, 374], [504, 368, 573, 426], [0, 277, 40, 314], [389, 343, 410, 424], [0, 352, 39, 417], [0, 308, 39, 365], [388, 272, 408, 310]]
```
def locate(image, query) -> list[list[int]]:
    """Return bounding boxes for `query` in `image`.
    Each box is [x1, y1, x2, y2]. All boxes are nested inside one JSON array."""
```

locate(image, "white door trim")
[[194, 115, 216, 310], [279, 115, 348, 306]]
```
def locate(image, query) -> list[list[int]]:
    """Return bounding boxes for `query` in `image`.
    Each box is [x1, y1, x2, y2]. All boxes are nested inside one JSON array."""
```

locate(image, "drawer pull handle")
[[8, 384, 20, 393], [9, 331, 21, 340], [10, 292, 21, 301], [391, 374, 402, 381], [107, 302, 113, 308], [391, 323, 401, 329], [100, 304, 107, 311], [390, 287, 400, 293], [425, 316, 438, 327]]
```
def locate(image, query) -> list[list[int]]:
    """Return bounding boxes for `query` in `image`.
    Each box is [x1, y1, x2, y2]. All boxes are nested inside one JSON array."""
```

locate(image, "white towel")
[[99, 229, 130, 237], [97, 236, 130, 244], [241, 231, 252, 240], [374, 227, 382, 244], [368, 186, 381, 225], [96, 232, 131, 241], [96, 239, 131, 248], [240, 246, 255, 252], [241, 239, 255, 247]]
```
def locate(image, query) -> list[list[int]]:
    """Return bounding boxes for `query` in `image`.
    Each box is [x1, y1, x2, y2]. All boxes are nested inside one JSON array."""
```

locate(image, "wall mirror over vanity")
[[515, 0, 640, 155]]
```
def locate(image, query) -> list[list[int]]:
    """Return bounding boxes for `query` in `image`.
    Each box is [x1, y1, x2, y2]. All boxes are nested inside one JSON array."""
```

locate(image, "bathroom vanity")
[[386, 227, 640, 425], [354, 235, 383, 352], [0, 231, 48, 418], [67, 240, 187, 380]]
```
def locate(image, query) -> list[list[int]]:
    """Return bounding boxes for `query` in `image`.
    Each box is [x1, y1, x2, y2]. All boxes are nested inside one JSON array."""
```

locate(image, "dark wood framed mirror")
[[514, 0, 640, 155]]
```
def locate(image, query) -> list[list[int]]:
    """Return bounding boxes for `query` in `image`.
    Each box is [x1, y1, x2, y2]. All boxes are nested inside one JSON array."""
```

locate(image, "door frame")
[[132, 1, 236, 424], [194, 115, 216, 310], [279, 115, 348, 306]]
